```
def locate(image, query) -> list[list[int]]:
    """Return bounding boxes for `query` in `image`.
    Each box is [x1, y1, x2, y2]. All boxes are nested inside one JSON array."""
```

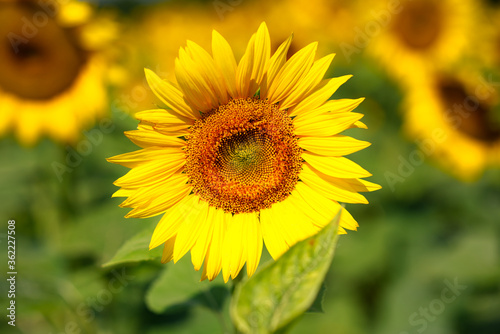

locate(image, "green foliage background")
[[1, 0, 500, 333]]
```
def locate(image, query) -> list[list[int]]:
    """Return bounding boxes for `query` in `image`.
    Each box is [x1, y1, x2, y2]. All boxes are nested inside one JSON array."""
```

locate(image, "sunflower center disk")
[[217, 130, 272, 181], [185, 98, 303, 214], [0, 2, 85, 100], [438, 79, 500, 142], [393, 0, 443, 50]]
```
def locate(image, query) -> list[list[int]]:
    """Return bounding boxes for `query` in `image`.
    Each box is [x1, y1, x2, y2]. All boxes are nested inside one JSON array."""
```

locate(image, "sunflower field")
[[1, 0, 499, 334]]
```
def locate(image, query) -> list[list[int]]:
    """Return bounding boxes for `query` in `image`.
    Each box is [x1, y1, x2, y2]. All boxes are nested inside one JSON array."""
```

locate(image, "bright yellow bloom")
[[260, 0, 363, 47], [0, 0, 113, 145], [138, 2, 265, 83], [478, 8, 500, 68], [367, 0, 478, 86], [403, 69, 500, 180], [494, 11, 500, 67], [108, 23, 379, 282]]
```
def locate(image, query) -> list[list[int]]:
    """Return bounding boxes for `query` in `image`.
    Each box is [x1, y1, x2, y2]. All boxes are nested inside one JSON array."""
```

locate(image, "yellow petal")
[[124, 127, 186, 148], [260, 199, 320, 261], [294, 182, 359, 231], [260, 34, 293, 99], [260, 206, 289, 260], [58, 1, 92, 26], [135, 109, 193, 127], [114, 153, 184, 188], [249, 22, 271, 94], [300, 164, 368, 204], [294, 98, 365, 120], [236, 34, 255, 98], [289, 75, 352, 116], [294, 112, 364, 137], [221, 212, 260, 281], [350, 121, 368, 129], [144, 68, 199, 119], [153, 125, 189, 136], [340, 178, 381, 192], [161, 236, 177, 264], [149, 195, 198, 250], [279, 53, 335, 110], [212, 30, 238, 98], [16, 109, 42, 146], [204, 208, 229, 281], [200, 261, 209, 282], [175, 48, 219, 112], [244, 213, 263, 277], [121, 172, 187, 206], [286, 189, 329, 228], [186, 40, 228, 105], [298, 135, 371, 156], [222, 214, 243, 282], [303, 152, 372, 178], [124, 174, 191, 218], [173, 199, 209, 262], [271, 199, 320, 245], [190, 206, 216, 271], [107, 147, 182, 168], [267, 42, 317, 104], [112, 188, 134, 198]]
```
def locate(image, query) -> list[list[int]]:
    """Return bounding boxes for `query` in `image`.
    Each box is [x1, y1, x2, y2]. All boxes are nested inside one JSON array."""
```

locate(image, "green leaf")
[[230, 209, 341, 334], [145, 256, 229, 314], [102, 227, 162, 267], [307, 282, 326, 313]]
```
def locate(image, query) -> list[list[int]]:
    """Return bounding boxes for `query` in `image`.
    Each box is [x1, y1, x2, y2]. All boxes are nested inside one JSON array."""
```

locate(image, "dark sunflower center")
[[438, 78, 500, 142], [185, 98, 303, 214], [392, 0, 443, 50], [0, 2, 86, 100], [216, 130, 275, 182]]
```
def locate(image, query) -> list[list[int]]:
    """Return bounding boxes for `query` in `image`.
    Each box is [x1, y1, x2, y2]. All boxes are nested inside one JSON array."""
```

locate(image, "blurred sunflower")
[[0, 0, 114, 146], [108, 23, 379, 282], [490, 10, 500, 66], [404, 70, 500, 180], [480, 8, 500, 68], [368, 0, 478, 85], [139, 2, 255, 84], [495, 23, 500, 69], [261, 0, 362, 49]]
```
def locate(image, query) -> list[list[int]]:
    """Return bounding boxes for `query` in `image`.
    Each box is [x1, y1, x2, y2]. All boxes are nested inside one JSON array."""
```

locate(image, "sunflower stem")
[[230, 272, 245, 334], [231, 271, 244, 294]]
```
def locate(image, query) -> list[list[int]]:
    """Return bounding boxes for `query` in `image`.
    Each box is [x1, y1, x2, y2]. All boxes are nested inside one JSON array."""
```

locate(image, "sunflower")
[[490, 10, 500, 67], [479, 8, 500, 68], [367, 0, 478, 86], [261, 0, 362, 48], [139, 2, 257, 84], [128, 3, 258, 115], [403, 69, 500, 180], [0, 0, 113, 146], [108, 23, 379, 282]]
